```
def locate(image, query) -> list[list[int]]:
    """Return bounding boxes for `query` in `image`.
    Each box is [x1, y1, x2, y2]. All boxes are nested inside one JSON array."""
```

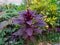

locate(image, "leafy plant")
[[28, 0, 58, 27], [10, 9, 47, 45]]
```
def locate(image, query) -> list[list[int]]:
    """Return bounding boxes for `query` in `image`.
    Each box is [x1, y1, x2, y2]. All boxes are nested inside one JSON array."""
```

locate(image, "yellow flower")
[[46, 25, 49, 29], [34, 0, 37, 3]]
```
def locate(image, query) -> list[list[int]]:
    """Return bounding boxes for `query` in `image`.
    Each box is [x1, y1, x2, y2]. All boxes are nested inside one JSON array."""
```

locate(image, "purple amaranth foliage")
[[48, 28, 53, 33], [12, 9, 47, 42], [56, 28, 60, 33]]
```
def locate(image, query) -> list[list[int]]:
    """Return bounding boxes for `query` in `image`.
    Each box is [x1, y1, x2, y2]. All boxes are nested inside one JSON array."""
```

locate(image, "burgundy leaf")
[[12, 28, 25, 36], [13, 18, 24, 25], [27, 9, 32, 14], [18, 11, 26, 16], [26, 28, 33, 36], [30, 36, 36, 42], [48, 28, 52, 33], [18, 15, 24, 21], [32, 10, 36, 16], [26, 20, 32, 25], [8, 35, 17, 41], [34, 20, 47, 27], [34, 29, 42, 34], [22, 33, 28, 39], [56, 28, 60, 33], [34, 14, 42, 20]]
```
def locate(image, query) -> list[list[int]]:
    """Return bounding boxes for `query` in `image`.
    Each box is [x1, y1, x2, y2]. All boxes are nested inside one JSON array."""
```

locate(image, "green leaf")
[[0, 39, 4, 44]]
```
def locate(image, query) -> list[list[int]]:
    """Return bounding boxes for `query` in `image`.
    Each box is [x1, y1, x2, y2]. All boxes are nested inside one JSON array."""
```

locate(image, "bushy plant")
[[11, 9, 47, 45], [23, 0, 60, 44], [28, 0, 58, 27]]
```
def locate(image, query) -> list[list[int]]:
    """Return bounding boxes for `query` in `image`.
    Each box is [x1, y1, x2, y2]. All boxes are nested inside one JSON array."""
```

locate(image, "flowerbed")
[[0, 0, 60, 45]]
